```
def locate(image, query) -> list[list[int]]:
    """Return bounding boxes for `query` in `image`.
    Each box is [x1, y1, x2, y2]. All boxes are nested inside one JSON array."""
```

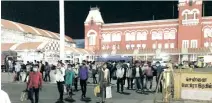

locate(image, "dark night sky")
[[2, 1, 212, 39]]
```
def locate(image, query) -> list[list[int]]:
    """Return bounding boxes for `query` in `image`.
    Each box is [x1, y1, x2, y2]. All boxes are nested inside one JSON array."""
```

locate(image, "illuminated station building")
[[1, 20, 94, 64], [84, 0, 212, 63]]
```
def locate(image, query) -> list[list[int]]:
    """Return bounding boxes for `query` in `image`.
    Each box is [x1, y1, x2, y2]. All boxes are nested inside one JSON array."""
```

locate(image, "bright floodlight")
[[102, 54, 108, 58]]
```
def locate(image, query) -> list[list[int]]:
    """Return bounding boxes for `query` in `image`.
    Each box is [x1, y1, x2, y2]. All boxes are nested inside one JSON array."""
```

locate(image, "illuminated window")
[[131, 44, 135, 49], [137, 44, 141, 49], [170, 43, 174, 48], [88, 35, 96, 45], [158, 43, 162, 48], [137, 31, 147, 40], [126, 44, 130, 49], [204, 42, 209, 47], [190, 40, 198, 48], [152, 44, 156, 49], [152, 31, 157, 40], [165, 43, 169, 49], [125, 32, 131, 41], [142, 44, 146, 49], [204, 28, 211, 38]]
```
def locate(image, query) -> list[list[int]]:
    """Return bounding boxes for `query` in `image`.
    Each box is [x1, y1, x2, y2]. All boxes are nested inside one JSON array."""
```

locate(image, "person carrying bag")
[[98, 63, 111, 103]]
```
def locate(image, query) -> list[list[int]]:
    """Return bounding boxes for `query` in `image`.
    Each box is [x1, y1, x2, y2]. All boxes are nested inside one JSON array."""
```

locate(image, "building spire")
[[172, 1, 175, 18], [203, 2, 205, 16]]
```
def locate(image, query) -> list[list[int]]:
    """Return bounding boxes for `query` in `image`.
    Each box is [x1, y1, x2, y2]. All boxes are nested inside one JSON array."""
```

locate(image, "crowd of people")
[[3, 59, 178, 103]]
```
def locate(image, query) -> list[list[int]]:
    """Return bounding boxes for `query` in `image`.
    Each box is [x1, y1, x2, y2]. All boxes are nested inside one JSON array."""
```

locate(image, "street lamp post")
[[59, 0, 65, 63]]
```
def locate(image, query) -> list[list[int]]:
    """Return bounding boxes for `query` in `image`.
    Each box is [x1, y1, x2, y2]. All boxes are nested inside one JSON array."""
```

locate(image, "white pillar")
[[59, 0, 65, 63]]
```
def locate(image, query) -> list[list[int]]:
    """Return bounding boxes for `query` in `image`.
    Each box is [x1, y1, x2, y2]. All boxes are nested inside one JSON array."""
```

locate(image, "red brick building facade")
[[84, 0, 212, 62]]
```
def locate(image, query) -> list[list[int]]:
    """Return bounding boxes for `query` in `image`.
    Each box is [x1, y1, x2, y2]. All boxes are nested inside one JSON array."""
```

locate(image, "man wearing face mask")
[[27, 65, 42, 103], [65, 64, 75, 98], [55, 61, 66, 102]]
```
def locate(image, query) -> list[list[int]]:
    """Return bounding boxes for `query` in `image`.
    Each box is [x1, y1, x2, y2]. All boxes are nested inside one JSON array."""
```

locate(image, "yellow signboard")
[[174, 72, 212, 101], [181, 73, 212, 90]]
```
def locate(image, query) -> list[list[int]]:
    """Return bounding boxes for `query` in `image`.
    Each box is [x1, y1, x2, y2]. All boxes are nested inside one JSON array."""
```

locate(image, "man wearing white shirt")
[[0, 89, 11, 103], [55, 61, 65, 102], [15, 62, 21, 81]]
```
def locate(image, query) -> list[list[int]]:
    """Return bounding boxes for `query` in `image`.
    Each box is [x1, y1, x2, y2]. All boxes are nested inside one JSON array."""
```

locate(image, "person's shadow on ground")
[[55, 98, 76, 103], [120, 92, 131, 95], [80, 97, 91, 103]]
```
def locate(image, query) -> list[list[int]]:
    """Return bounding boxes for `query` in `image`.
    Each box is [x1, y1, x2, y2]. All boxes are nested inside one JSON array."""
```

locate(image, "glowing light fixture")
[[102, 54, 108, 58]]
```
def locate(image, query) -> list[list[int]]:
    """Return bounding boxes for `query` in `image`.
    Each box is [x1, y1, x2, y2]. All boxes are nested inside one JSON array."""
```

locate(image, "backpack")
[[145, 67, 153, 76]]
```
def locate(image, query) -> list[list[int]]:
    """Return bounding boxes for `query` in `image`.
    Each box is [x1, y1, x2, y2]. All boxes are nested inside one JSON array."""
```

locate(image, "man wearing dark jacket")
[[132, 62, 144, 91], [44, 62, 51, 82], [155, 61, 163, 92]]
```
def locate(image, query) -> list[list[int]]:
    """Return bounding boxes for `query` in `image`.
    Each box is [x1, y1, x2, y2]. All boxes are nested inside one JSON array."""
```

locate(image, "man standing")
[[144, 64, 153, 90], [91, 61, 97, 84], [79, 62, 89, 99], [155, 61, 163, 92], [132, 62, 143, 92], [27, 65, 42, 103], [126, 65, 133, 90], [24, 61, 32, 82], [15, 62, 21, 81], [73, 63, 79, 91], [99, 63, 110, 103], [44, 62, 51, 82], [55, 61, 66, 102], [116, 63, 125, 93]]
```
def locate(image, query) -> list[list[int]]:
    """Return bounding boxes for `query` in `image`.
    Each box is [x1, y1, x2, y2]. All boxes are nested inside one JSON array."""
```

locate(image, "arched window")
[[151, 31, 157, 40], [163, 31, 170, 40], [112, 45, 116, 50], [107, 33, 111, 42], [130, 31, 136, 41], [191, 9, 200, 19], [113, 32, 121, 41], [142, 44, 146, 49], [157, 30, 163, 40], [88, 35, 96, 45], [102, 33, 107, 42], [182, 9, 190, 20], [125, 32, 131, 41], [169, 29, 176, 39], [204, 28, 211, 38], [204, 42, 209, 47], [136, 31, 142, 40], [193, 11, 197, 19], [126, 44, 130, 49], [111, 32, 116, 41], [102, 45, 106, 50]]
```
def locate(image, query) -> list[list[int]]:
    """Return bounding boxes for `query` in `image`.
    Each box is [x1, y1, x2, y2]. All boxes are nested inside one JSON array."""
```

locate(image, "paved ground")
[[2, 82, 161, 103], [2, 82, 209, 103]]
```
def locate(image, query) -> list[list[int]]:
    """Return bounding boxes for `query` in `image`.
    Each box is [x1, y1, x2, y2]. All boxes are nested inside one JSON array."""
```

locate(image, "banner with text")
[[180, 73, 212, 101]]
